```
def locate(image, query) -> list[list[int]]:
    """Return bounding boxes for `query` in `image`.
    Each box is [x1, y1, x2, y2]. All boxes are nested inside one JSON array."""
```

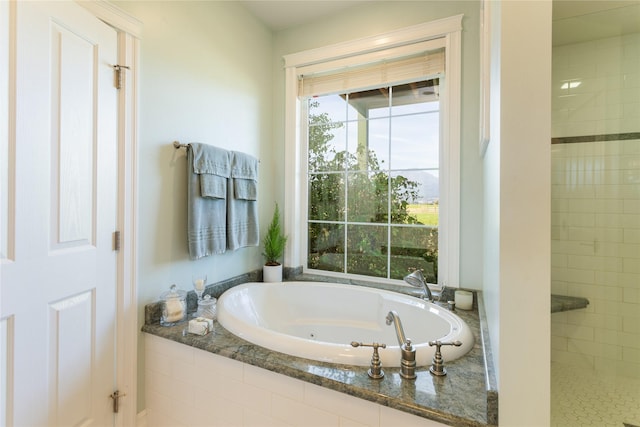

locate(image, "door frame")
[[77, 2, 141, 425]]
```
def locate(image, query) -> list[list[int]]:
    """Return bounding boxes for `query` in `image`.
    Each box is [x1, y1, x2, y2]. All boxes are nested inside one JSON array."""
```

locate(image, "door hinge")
[[113, 65, 130, 90], [109, 390, 126, 413], [113, 231, 121, 251]]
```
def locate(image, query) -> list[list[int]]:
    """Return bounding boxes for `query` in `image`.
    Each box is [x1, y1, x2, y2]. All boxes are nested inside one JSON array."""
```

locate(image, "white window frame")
[[283, 15, 462, 287]]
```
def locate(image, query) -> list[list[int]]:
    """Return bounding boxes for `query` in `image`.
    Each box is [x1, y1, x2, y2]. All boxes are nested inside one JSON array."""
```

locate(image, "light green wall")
[[116, 0, 485, 413], [113, 1, 274, 411], [112, 1, 553, 420], [272, 1, 484, 290]]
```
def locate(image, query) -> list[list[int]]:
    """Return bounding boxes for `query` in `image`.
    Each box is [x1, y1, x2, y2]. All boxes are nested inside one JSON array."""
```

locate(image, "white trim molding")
[[441, 27, 462, 288], [1, 0, 16, 264], [115, 30, 140, 427], [77, 2, 141, 425], [283, 15, 463, 286], [1, 315, 15, 426], [136, 409, 148, 427], [284, 15, 462, 69], [479, 0, 491, 155], [77, 0, 143, 38]]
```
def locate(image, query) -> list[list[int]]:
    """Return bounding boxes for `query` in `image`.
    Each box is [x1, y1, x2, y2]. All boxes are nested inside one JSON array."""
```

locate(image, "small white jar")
[[196, 294, 217, 320]]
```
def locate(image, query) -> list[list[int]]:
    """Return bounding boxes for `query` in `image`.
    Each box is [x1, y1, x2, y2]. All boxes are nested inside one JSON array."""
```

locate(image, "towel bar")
[[173, 141, 189, 149], [174, 141, 260, 163]]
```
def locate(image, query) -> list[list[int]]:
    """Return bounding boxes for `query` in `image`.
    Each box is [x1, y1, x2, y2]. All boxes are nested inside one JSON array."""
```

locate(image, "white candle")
[[455, 290, 473, 310]]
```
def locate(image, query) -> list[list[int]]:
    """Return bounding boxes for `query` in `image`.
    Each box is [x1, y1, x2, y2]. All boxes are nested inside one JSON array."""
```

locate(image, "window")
[[284, 17, 462, 286], [306, 81, 440, 282]]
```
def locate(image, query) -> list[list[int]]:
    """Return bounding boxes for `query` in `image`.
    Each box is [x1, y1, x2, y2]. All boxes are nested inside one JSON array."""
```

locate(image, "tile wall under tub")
[[143, 334, 450, 427]]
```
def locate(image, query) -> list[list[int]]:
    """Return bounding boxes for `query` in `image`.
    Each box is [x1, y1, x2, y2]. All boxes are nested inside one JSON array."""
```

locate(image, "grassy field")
[[407, 203, 439, 225]]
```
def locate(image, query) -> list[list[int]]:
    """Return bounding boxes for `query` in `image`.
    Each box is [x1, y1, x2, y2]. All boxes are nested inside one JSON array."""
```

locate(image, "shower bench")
[[551, 294, 589, 313]]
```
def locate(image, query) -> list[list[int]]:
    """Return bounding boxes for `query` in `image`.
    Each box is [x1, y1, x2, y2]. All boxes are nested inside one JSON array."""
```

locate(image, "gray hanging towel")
[[227, 150, 259, 250], [187, 143, 230, 259]]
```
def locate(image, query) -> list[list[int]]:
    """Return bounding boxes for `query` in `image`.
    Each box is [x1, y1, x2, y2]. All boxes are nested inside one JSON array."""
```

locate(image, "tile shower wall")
[[144, 334, 448, 427], [552, 33, 640, 137], [551, 33, 640, 378]]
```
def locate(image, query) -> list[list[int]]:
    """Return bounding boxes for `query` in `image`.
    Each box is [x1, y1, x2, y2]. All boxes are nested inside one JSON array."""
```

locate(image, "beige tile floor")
[[551, 363, 640, 427]]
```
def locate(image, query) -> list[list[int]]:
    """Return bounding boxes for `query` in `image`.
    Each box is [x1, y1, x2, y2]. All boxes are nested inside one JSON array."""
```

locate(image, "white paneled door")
[[1, 1, 120, 426]]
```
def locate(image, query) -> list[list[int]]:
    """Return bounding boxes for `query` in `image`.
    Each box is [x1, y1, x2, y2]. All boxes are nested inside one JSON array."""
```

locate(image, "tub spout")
[[385, 311, 417, 379], [386, 310, 407, 346]]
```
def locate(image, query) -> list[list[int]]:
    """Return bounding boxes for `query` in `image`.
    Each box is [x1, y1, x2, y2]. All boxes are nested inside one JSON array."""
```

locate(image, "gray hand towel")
[[201, 174, 227, 199], [233, 178, 257, 200]]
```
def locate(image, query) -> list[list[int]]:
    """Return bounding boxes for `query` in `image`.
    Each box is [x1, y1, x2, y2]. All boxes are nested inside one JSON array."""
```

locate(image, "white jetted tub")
[[217, 281, 474, 367]]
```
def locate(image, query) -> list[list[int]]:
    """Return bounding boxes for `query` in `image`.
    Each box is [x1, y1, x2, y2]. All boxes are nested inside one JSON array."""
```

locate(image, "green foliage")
[[306, 99, 439, 282], [407, 202, 439, 226], [263, 203, 287, 266]]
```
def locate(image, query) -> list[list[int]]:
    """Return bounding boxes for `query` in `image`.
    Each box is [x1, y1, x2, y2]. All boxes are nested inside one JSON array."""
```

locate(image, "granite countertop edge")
[[143, 277, 497, 427]]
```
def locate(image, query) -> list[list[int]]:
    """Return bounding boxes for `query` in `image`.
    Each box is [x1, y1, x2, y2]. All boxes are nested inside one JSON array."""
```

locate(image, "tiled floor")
[[551, 363, 640, 427]]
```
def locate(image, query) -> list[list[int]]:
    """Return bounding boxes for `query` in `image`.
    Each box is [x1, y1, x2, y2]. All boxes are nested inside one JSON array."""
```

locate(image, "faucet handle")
[[429, 340, 462, 347], [428, 340, 462, 376], [431, 284, 446, 302], [351, 341, 386, 379], [400, 339, 417, 380]]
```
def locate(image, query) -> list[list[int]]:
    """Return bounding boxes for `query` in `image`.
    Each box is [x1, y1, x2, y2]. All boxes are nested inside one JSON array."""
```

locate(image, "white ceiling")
[[552, 0, 637, 20], [553, 1, 640, 45], [239, 1, 370, 31], [239, 1, 639, 45]]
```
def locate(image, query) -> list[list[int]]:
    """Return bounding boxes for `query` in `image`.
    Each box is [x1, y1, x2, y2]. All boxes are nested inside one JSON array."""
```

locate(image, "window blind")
[[298, 46, 445, 98]]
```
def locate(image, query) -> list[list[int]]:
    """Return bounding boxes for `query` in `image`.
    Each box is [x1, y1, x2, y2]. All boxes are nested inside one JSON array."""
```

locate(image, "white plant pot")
[[263, 264, 283, 283]]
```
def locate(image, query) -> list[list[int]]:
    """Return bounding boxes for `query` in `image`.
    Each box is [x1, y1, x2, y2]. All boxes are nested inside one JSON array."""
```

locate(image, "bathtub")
[[217, 281, 474, 367]]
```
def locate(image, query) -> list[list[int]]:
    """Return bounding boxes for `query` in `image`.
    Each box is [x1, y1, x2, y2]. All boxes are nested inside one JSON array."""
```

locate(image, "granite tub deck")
[[143, 282, 498, 427]]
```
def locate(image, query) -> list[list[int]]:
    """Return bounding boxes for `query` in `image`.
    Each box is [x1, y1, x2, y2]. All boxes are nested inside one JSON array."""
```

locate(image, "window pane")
[[346, 224, 387, 278], [391, 81, 439, 115], [390, 112, 439, 170], [348, 88, 390, 119], [308, 95, 346, 123], [389, 171, 438, 225], [308, 223, 344, 272], [345, 120, 361, 170], [305, 79, 443, 281], [365, 118, 390, 170], [347, 171, 388, 224], [308, 94, 350, 173], [308, 122, 347, 172], [388, 226, 438, 283], [309, 172, 345, 221]]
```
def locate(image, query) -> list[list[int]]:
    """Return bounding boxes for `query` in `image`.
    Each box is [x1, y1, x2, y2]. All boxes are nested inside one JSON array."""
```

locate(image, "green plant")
[[263, 203, 288, 266]]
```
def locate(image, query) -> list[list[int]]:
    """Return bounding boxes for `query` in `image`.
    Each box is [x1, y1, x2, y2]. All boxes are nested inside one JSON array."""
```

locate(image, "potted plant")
[[262, 203, 288, 282]]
